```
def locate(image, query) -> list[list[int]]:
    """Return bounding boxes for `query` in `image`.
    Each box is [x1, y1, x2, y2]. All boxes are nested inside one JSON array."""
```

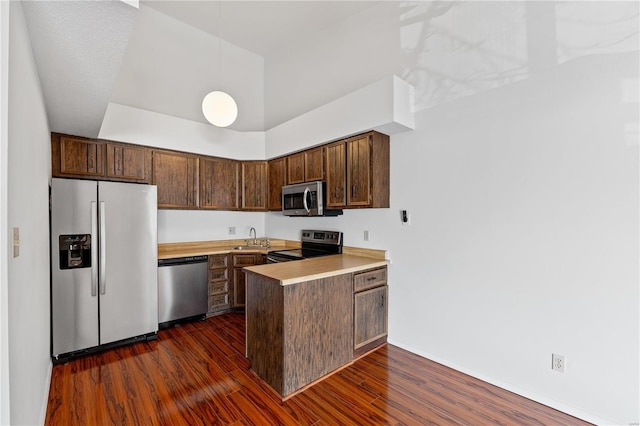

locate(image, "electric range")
[[266, 230, 343, 263]]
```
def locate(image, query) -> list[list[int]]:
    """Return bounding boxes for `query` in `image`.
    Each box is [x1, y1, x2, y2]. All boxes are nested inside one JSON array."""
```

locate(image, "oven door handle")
[[303, 187, 310, 213]]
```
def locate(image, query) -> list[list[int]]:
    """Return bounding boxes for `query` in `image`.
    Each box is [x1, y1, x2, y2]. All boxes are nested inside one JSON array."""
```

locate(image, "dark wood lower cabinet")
[[208, 254, 230, 314], [353, 266, 388, 357], [231, 254, 264, 308], [246, 272, 353, 398]]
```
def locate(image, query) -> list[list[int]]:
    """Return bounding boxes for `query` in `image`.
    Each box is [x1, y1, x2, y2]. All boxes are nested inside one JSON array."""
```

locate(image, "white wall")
[[265, 2, 639, 424], [6, 1, 52, 425], [0, 1, 11, 422]]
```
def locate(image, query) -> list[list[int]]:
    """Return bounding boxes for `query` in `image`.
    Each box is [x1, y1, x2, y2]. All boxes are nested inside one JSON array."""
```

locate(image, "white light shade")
[[202, 91, 238, 127]]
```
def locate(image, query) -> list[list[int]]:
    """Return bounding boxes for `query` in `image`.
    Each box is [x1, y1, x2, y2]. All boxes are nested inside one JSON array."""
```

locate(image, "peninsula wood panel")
[[283, 274, 353, 396], [245, 274, 285, 394], [246, 272, 353, 398]]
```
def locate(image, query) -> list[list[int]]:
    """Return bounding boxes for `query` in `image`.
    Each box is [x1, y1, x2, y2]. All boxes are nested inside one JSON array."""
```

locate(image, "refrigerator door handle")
[[91, 202, 98, 297], [99, 201, 107, 295]]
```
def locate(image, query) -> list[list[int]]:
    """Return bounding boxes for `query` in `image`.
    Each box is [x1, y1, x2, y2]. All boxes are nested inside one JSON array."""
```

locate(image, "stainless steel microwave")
[[282, 181, 342, 216]]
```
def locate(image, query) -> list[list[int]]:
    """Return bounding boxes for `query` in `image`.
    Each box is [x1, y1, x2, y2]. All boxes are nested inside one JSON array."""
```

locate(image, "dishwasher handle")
[[158, 255, 208, 267]]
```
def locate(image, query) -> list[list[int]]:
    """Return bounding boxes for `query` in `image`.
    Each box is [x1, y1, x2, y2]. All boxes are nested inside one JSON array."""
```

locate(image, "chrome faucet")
[[249, 227, 257, 245]]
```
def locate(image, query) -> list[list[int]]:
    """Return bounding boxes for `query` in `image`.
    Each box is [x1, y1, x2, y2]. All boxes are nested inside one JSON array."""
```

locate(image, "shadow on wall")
[[399, 1, 639, 118]]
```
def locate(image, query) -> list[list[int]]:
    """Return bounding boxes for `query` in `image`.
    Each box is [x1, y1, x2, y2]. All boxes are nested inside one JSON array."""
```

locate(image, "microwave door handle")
[[303, 187, 310, 213]]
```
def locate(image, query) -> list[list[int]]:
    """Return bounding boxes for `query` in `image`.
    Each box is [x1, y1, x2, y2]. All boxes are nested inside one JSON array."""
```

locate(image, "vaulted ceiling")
[[21, 1, 384, 138]]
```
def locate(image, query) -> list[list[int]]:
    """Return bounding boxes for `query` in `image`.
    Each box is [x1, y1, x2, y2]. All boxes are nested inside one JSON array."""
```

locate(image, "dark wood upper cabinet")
[[325, 141, 347, 208], [51, 130, 389, 212], [286, 152, 305, 184], [105, 142, 149, 182], [326, 131, 389, 209], [241, 161, 268, 210], [151, 149, 199, 209], [304, 146, 324, 182], [268, 157, 286, 211], [346, 135, 372, 207], [54, 134, 105, 177], [200, 157, 239, 210]]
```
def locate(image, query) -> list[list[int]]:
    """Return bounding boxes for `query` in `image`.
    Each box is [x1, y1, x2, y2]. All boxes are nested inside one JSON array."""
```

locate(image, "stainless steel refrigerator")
[[51, 178, 158, 360]]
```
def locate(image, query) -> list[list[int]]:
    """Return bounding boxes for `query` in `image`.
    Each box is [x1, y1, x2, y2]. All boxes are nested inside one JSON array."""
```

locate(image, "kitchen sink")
[[232, 245, 264, 250]]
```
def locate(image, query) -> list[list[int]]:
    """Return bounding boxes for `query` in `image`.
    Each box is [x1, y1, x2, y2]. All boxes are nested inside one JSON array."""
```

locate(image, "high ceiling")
[[143, 1, 379, 57], [21, 1, 385, 137]]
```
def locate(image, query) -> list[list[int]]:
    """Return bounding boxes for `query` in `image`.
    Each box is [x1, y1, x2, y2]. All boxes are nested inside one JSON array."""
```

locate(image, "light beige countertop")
[[157, 239, 299, 259], [158, 239, 387, 262], [243, 254, 388, 286]]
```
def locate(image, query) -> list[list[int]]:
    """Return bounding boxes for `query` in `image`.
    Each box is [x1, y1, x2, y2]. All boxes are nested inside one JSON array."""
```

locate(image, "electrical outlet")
[[228, 227, 236, 235], [552, 354, 565, 373], [364, 230, 369, 241]]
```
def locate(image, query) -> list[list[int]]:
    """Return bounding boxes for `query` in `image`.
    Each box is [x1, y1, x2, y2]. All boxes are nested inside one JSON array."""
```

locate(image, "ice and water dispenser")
[[58, 234, 91, 269]]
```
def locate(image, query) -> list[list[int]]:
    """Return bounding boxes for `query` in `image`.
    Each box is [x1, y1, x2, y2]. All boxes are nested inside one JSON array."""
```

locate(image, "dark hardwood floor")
[[46, 312, 591, 425]]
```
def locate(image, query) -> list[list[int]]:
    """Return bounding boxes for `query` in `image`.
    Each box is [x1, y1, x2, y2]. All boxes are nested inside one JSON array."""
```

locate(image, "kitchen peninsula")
[[244, 255, 388, 399]]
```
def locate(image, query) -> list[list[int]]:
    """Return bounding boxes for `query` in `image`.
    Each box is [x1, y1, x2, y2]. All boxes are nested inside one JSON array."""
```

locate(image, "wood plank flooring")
[[46, 312, 591, 425]]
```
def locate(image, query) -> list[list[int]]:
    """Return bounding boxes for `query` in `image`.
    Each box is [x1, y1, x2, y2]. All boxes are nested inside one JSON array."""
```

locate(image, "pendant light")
[[202, 1, 237, 127]]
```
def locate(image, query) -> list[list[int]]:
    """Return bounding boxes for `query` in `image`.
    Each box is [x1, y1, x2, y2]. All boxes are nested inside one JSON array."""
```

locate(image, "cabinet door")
[[200, 157, 239, 209], [354, 285, 388, 350], [268, 157, 286, 211], [59, 136, 105, 176], [241, 161, 267, 210], [106, 143, 148, 182], [287, 152, 305, 184], [231, 254, 264, 308], [304, 147, 324, 182], [347, 135, 371, 206], [151, 150, 199, 208], [325, 141, 346, 208]]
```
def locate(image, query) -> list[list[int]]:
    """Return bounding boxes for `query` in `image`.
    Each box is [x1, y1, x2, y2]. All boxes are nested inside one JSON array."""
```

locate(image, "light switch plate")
[[12, 227, 19, 258]]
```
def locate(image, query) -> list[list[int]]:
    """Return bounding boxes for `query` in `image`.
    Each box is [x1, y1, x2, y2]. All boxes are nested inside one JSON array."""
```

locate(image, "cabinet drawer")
[[209, 268, 228, 281], [209, 279, 228, 294], [354, 267, 387, 292], [233, 254, 259, 266], [209, 293, 230, 311], [209, 254, 228, 268]]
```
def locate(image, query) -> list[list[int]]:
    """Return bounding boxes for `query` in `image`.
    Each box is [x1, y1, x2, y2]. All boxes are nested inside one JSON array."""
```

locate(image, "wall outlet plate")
[[552, 353, 565, 373], [228, 227, 236, 235]]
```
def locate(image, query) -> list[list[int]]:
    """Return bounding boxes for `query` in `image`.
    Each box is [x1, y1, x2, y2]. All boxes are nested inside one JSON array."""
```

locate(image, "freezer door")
[[51, 178, 99, 356], [98, 181, 158, 345]]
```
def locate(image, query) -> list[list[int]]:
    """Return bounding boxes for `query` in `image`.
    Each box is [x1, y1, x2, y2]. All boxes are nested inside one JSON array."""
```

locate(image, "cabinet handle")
[[367, 277, 377, 281], [352, 185, 356, 198]]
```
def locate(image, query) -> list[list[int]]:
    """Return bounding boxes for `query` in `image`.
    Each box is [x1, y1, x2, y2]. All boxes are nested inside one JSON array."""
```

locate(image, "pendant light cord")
[[218, 1, 222, 85]]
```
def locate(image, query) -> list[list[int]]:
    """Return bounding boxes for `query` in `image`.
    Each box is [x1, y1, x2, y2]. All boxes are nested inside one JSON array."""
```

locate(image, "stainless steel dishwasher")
[[157, 255, 208, 328]]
